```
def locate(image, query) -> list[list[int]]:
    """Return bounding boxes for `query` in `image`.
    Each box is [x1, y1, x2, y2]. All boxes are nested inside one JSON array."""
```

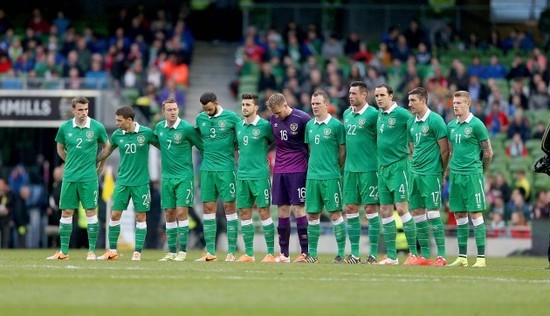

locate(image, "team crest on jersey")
[[323, 128, 332, 138], [388, 117, 396, 127], [218, 120, 226, 129], [358, 118, 366, 128], [422, 125, 429, 135], [86, 131, 94, 141], [290, 123, 298, 132], [137, 135, 145, 145], [464, 127, 472, 135], [174, 133, 182, 144], [252, 128, 261, 138]]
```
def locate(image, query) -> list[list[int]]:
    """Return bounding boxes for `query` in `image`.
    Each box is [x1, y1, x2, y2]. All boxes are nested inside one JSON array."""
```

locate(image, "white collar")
[[243, 115, 260, 126], [415, 109, 431, 122], [382, 102, 398, 114], [314, 114, 332, 125], [72, 117, 91, 128], [352, 103, 369, 115], [122, 122, 141, 134], [458, 113, 474, 124], [164, 117, 182, 129], [210, 106, 224, 118]]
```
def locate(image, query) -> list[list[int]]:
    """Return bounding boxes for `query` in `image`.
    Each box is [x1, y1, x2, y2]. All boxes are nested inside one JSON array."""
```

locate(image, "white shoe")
[[159, 253, 176, 261], [131, 251, 141, 261], [377, 256, 399, 265], [174, 251, 187, 262]]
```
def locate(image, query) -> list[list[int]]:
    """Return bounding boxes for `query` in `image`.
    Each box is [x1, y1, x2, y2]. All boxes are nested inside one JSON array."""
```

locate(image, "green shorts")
[[378, 158, 410, 205], [161, 177, 194, 209], [237, 178, 271, 209], [60, 180, 99, 210], [343, 171, 379, 205], [449, 173, 486, 212], [200, 170, 236, 203], [409, 173, 443, 210], [112, 183, 151, 212], [305, 178, 343, 213]]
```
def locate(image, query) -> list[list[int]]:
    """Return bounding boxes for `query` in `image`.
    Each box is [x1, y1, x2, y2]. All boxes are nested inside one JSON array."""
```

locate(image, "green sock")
[[474, 223, 486, 257], [87, 221, 99, 253], [203, 218, 217, 255], [166, 227, 178, 253], [135, 226, 147, 253], [457, 223, 469, 256], [347, 215, 361, 258], [307, 223, 320, 258], [178, 225, 189, 252], [334, 220, 347, 258], [415, 218, 430, 258], [262, 221, 275, 255], [108, 224, 120, 250], [59, 222, 72, 255], [226, 218, 238, 254], [383, 219, 397, 260], [367, 215, 381, 258], [402, 217, 418, 256], [429, 216, 446, 257], [242, 223, 254, 257]]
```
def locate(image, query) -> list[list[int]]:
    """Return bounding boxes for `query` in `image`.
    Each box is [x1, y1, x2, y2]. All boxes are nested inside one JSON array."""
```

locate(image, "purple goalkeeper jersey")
[[270, 108, 310, 173]]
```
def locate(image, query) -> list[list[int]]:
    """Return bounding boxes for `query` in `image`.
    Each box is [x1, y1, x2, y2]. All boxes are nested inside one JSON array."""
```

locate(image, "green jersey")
[[408, 110, 447, 174], [343, 104, 378, 172], [55, 117, 108, 182], [236, 116, 274, 179], [447, 113, 489, 174], [110, 123, 157, 186], [377, 103, 412, 167], [195, 108, 240, 171], [155, 118, 203, 179], [305, 115, 346, 180]]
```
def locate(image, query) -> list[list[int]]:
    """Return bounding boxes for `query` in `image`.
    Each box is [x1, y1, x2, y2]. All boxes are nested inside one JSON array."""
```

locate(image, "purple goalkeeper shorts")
[[272, 172, 307, 206]]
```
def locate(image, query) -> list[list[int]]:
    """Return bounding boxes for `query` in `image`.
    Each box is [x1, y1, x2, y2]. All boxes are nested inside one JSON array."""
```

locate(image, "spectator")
[[321, 33, 344, 59], [415, 42, 431, 65], [506, 55, 530, 81], [506, 110, 531, 141], [510, 210, 529, 226], [467, 74, 490, 103], [158, 78, 185, 112], [533, 121, 547, 139], [348, 62, 365, 83], [0, 9, 12, 35], [84, 54, 108, 89], [466, 55, 485, 78], [508, 78, 529, 110], [75, 37, 92, 73], [258, 62, 278, 92], [0, 178, 15, 248], [344, 31, 361, 57], [495, 173, 512, 203], [353, 41, 372, 64], [27, 8, 50, 35], [447, 60, 469, 90], [52, 11, 69, 37], [391, 34, 410, 62], [505, 132, 529, 158], [364, 66, 384, 92], [285, 31, 303, 65], [515, 170, 531, 201], [529, 80, 550, 110], [507, 188, 530, 221], [484, 54, 507, 79], [371, 41, 391, 71], [485, 101, 510, 135], [531, 190, 550, 219], [403, 19, 424, 49], [134, 83, 160, 123]]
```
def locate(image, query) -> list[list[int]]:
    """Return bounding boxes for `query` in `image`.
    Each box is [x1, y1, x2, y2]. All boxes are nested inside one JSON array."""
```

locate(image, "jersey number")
[[210, 128, 216, 138], [166, 139, 172, 150], [76, 138, 83, 148], [314, 134, 320, 144], [243, 136, 248, 146], [455, 133, 462, 144], [347, 124, 357, 135], [415, 132, 422, 144], [125, 143, 136, 154], [280, 130, 288, 141]]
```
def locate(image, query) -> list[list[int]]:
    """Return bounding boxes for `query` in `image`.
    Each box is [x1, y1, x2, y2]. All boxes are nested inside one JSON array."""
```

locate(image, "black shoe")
[[332, 255, 345, 264], [364, 255, 377, 265], [343, 254, 361, 264]]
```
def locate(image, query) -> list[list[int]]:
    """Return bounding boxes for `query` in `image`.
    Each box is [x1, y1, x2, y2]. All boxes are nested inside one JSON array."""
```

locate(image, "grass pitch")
[[0, 250, 548, 316]]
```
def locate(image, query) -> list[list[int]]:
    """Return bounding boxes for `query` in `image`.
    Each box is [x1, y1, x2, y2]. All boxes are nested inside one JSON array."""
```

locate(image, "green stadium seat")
[[121, 88, 140, 104]]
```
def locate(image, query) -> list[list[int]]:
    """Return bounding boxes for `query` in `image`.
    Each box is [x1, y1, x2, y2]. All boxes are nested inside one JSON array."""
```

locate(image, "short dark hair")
[[376, 83, 393, 95], [350, 81, 368, 93], [408, 87, 428, 102], [241, 93, 259, 105], [312, 89, 329, 102], [200, 92, 217, 105], [115, 106, 135, 120], [72, 96, 89, 108]]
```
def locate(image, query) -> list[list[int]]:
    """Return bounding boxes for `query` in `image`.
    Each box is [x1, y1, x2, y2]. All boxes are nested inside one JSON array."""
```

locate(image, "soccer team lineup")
[[49, 82, 494, 267]]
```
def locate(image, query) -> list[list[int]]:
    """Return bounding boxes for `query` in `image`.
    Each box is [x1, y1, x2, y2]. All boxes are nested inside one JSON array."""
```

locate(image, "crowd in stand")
[[232, 20, 550, 230], [0, 7, 193, 123]]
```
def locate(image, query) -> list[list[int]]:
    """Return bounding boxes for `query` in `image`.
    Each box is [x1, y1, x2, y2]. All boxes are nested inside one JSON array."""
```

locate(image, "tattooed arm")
[[480, 138, 493, 173]]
